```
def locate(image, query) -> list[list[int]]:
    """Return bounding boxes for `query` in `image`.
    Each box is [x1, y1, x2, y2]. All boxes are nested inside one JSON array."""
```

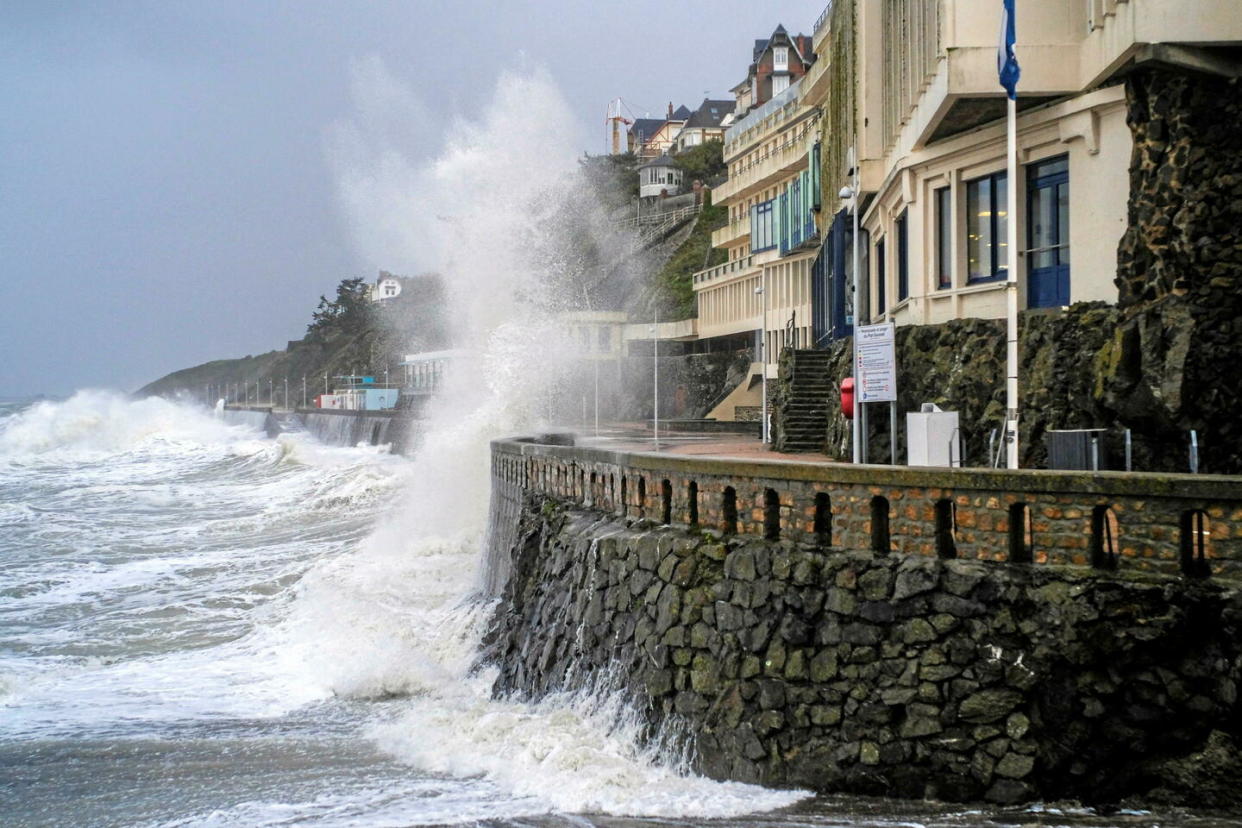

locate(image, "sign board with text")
[[856, 323, 897, 403]]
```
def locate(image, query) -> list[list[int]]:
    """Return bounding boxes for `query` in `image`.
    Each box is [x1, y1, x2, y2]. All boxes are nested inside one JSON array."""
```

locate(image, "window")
[[966, 172, 1009, 282], [597, 326, 611, 352], [772, 74, 790, 96], [751, 199, 777, 252], [875, 237, 886, 315], [936, 187, 952, 289], [896, 211, 909, 301], [774, 46, 789, 70]]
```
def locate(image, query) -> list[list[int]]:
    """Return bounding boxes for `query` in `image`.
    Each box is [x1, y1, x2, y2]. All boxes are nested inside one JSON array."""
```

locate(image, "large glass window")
[[751, 199, 777, 252], [896, 211, 909, 302], [966, 171, 1008, 282], [936, 187, 952, 289]]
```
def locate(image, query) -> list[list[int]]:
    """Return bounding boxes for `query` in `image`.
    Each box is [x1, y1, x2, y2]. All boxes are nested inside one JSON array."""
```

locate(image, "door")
[[1027, 156, 1070, 308]]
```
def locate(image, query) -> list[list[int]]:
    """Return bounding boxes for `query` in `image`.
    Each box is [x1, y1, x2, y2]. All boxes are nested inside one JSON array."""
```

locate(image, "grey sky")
[[1, 1, 821, 396]]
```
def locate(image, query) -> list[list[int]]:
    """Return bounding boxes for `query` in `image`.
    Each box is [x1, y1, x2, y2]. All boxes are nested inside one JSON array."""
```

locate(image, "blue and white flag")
[[998, 0, 1020, 99]]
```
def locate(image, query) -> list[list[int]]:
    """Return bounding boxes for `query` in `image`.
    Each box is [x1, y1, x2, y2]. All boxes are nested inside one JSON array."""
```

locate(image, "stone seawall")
[[483, 436, 1242, 806]]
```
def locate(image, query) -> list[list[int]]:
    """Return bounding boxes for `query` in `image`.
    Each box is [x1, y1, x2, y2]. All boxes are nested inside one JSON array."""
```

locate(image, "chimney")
[[668, 101, 673, 118]]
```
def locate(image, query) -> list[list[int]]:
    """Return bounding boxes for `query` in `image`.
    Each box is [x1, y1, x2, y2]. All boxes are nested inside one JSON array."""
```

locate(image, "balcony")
[[711, 217, 750, 249], [712, 134, 812, 204]]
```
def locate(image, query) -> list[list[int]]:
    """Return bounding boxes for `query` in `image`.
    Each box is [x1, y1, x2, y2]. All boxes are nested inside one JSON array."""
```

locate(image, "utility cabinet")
[[1045, 428, 1108, 470], [907, 404, 961, 467]]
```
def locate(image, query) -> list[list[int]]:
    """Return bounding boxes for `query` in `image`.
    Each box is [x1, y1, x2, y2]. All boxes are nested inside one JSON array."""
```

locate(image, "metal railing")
[[692, 254, 755, 286], [813, 1, 834, 37]]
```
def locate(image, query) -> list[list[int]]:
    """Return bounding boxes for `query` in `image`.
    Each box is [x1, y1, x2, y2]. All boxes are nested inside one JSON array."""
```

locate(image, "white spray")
[[287, 58, 809, 818]]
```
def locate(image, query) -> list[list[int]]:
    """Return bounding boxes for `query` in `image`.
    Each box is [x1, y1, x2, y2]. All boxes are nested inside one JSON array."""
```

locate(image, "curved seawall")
[[482, 435, 1242, 806], [221, 406, 417, 453]]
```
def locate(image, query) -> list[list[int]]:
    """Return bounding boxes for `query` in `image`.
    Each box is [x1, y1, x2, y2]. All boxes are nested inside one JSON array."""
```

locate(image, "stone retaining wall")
[[483, 436, 1242, 807]]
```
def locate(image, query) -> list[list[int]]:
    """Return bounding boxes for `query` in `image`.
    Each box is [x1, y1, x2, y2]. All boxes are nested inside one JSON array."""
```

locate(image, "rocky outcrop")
[[485, 497, 1242, 806]]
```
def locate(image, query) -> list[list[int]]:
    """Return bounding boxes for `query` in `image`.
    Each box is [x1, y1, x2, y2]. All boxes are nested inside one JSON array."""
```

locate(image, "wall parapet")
[[490, 435, 1242, 581]]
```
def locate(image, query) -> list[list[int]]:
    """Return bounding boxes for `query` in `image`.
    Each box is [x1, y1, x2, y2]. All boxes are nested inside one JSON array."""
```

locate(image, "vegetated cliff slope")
[[136, 276, 446, 401]]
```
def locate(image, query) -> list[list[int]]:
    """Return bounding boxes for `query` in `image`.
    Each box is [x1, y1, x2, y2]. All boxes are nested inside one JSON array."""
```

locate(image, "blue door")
[[1027, 156, 1069, 308]]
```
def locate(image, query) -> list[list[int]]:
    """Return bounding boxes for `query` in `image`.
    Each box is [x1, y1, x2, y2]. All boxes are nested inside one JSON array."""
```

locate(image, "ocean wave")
[[0, 390, 255, 459]]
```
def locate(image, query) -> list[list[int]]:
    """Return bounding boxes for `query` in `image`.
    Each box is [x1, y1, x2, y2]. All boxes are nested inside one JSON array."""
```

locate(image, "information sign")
[[856, 323, 897, 403]]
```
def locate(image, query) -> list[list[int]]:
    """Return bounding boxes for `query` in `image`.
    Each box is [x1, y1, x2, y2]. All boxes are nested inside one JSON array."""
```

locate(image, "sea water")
[[4, 396, 1236, 827]]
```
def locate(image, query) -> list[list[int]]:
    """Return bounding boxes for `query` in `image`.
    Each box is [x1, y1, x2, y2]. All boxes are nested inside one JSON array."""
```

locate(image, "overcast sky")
[[1, 1, 820, 396]]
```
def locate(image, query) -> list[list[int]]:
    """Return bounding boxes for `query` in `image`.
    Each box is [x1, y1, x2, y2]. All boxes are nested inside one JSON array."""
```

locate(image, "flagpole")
[[1003, 45, 1013, 471]]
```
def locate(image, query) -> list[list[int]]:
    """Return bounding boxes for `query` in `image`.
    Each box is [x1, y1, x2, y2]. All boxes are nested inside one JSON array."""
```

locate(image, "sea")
[[0, 392, 1234, 827]]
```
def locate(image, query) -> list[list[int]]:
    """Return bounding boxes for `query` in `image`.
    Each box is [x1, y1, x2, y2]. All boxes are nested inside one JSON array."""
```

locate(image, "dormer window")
[[774, 46, 788, 70]]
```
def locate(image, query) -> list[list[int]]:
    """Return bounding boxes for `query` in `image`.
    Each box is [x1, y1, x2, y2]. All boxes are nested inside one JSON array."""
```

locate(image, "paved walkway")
[[575, 424, 841, 464]]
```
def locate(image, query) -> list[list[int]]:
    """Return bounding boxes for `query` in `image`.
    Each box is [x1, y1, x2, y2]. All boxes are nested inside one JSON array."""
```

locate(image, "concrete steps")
[[779, 349, 839, 453]]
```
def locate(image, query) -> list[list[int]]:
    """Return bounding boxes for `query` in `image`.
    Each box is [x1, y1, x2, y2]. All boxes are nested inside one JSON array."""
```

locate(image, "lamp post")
[[650, 310, 660, 451], [755, 282, 767, 444], [302, 376, 307, 408]]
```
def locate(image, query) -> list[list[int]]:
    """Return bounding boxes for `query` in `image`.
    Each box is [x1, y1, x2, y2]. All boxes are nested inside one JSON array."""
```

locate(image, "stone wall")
[[483, 437, 1242, 806]]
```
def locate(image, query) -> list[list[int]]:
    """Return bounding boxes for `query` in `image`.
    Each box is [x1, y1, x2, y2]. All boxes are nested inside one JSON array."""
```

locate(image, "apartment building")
[[812, 0, 1242, 340], [691, 24, 825, 418]]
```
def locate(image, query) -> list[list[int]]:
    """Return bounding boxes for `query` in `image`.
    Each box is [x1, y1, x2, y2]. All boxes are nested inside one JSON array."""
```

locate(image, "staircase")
[[777, 350, 837, 453]]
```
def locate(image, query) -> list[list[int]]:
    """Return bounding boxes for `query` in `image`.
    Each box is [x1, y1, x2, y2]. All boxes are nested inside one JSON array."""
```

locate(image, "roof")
[[750, 24, 813, 69], [670, 104, 693, 120], [629, 118, 665, 142], [639, 153, 679, 169], [683, 98, 736, 130]]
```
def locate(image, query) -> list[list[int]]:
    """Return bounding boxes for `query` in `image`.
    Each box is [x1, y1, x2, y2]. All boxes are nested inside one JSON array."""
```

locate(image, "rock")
[[725, 549, 757, 581], [810, 649, 839, 682], [994, 752, 1035, 779], [894, 563, 939, 600], [859, 569, 893, 601], [959, 689, 1024, 723], [860, 742, 881, 765]]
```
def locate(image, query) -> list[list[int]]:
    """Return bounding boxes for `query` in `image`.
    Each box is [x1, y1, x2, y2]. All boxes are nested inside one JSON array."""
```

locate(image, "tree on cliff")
[[306, 278, 373, 342]]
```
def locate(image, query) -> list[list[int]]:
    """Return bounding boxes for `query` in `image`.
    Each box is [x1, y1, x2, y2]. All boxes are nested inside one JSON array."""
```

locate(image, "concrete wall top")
[[492, 434, 1242, 501]]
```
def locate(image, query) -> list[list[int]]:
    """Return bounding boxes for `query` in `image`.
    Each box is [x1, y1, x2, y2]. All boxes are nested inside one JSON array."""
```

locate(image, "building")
[[629, 104, 693, 158], [811, 0, 1242, 341], [689, 24, 823, 419], [638, 154, 684, 201], [673, 98, 737, 152], [730, 25, 816, 119], [370, 271, 403, 302]]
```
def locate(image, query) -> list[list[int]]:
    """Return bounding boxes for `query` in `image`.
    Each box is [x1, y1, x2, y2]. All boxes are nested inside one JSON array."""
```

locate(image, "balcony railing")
[[725, 76, 805, 148], [692, 254, 756, 288], [813, 1, 834, 37], [714, 135, 812, 203]]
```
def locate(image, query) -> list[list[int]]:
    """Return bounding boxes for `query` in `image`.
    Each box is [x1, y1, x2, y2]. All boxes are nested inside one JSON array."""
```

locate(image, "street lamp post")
[[650, 310, 660, 451], [755, 282, 767, 444]]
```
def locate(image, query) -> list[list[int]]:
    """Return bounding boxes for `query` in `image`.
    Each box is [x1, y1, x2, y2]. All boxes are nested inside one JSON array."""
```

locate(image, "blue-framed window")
[[896, 210, 909, 301], [966, 171, 1008, 282], [751, 199, 777, 252]]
